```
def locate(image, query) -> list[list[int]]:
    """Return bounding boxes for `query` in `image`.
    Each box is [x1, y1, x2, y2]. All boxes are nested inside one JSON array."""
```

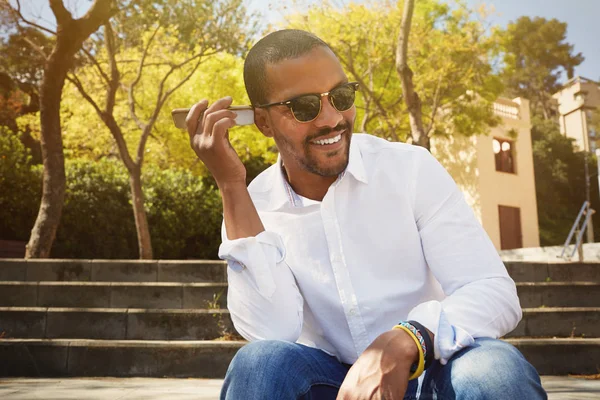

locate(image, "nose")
[[313, 94, 343, 129]]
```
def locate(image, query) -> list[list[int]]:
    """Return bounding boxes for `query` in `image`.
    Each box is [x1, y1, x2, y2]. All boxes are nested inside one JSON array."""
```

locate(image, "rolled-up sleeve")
[[219, 226, 304, 342], [407, 147, 522, 364]]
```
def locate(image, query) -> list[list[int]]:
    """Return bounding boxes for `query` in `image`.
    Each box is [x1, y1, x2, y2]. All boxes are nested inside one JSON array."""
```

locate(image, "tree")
[[395, 0, 427, 148], [498, 16, 584, 119], [65, 0, 254, 258], [0, 27, 53, 163], [1, 0, 116, 258], [286, 0, 502, 145], [531, 116, 600, 245]]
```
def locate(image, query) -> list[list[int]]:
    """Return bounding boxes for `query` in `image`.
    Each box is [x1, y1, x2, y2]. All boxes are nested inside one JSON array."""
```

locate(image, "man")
[[186, 29, 546, 400]]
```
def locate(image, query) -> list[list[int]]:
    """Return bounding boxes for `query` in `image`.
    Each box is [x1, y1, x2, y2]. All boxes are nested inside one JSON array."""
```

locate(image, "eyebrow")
[[284, 78, 350, 101]]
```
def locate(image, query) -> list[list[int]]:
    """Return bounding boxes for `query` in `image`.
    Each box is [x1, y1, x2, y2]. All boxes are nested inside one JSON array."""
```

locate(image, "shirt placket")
[[321, 182, 370, 358]]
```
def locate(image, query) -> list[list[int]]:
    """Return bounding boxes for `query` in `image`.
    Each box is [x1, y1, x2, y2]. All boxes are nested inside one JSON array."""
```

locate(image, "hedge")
[[0, 130, 229, 259]]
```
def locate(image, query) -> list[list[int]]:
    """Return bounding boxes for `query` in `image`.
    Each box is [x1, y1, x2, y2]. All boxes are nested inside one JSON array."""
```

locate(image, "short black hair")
[[243, 29, 332, 107]]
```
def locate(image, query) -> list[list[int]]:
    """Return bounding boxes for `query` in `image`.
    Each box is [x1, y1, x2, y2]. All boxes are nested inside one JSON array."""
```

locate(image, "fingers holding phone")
[[185, 97, 247, 186]]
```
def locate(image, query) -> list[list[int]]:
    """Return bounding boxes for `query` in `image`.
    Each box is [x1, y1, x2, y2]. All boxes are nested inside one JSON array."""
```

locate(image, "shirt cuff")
[[407, 300, 475, 365], [218, 231, 286, 298]]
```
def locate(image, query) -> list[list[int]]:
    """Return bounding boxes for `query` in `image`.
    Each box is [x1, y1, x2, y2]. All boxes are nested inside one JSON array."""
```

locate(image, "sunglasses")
[[256, 82, 359, 123]]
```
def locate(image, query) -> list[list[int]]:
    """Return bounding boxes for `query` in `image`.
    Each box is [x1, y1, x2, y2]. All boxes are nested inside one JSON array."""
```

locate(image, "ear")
[[253, 107, 274, 138]]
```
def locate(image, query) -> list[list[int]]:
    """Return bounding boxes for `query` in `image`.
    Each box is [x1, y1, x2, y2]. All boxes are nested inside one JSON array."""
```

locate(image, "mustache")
[[305, 121, 352, 143]]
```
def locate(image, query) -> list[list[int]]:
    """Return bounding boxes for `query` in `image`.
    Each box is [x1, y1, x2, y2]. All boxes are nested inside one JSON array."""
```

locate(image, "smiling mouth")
[[310, 130, 346, 146]]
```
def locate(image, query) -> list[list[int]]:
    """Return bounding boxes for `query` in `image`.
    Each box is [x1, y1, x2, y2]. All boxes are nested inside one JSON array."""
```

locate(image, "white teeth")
[[313, 134, 342, 145]]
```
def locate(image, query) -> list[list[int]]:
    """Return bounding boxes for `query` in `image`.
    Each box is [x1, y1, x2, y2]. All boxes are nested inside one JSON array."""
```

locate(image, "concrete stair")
[[1, 259, 599, 377]]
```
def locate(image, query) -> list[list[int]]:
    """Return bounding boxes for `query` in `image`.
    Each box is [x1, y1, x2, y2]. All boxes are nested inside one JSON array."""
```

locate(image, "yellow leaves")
[[16, 113, 40, 140]]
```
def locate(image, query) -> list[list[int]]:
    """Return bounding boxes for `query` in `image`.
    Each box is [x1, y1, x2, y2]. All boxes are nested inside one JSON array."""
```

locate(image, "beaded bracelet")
[[408, 320, 434, 370], [396, 321, 427, 358], [392, 324, 425, 380]]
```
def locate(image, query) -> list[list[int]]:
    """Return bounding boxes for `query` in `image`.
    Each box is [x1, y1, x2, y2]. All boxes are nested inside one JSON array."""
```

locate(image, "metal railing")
[[560, 201, 593, 260]]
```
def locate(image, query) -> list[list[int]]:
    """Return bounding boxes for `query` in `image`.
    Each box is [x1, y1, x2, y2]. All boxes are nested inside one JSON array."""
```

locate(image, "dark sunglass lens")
[[290, 95, 321, 122], [331, 84, 356, 112]]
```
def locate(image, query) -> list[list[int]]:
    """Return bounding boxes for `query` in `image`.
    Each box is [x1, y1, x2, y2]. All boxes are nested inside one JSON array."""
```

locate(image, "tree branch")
[[49, 0, 73, 26], [104, 22, 119, 115], [12, 0, 57, 35], [81, 47, 111, 86], [23, 37, 49, 59], [128, 24, 160, 130], [425, 75, 443, 135], [66, 73, 103, 117], [67, 72, 136, 172], [137, 50, 208, 165]]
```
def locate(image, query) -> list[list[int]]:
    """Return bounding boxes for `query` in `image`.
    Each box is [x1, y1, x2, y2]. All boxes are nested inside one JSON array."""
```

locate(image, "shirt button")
[[349, 309, 356, 316]]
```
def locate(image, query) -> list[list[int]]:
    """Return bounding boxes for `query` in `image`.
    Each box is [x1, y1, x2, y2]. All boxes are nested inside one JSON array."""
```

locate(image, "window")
[[493, 138, 515, 174]]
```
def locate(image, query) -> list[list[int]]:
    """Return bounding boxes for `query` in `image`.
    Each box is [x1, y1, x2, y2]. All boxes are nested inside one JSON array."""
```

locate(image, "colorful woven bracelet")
[[396, 321, 427, 359], [408, 320, 434, 370]]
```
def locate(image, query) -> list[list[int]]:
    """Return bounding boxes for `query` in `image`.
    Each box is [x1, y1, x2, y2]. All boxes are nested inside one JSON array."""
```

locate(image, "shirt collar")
[[267, 135, 368, 210]]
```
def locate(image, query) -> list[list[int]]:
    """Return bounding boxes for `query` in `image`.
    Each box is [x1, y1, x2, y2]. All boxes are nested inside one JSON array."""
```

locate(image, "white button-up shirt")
[[219, 133, 522, 365]]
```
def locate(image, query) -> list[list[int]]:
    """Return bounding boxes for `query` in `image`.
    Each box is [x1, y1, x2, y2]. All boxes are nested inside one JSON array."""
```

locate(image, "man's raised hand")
[[186, 96, 247, 187]]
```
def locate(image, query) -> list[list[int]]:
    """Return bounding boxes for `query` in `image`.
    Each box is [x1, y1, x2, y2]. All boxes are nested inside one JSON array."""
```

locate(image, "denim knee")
[[221, 340, 309, 399], [439, 338, 546, 399]]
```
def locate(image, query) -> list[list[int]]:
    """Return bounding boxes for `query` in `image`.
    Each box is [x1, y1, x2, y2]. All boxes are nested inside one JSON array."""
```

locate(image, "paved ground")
[[0, 376, 599, 399]]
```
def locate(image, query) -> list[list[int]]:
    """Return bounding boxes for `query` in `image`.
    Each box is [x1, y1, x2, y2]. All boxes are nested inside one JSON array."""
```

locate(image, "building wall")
[[563, 110, 588, 151], [476, 98, 540, 249], [430, 134, 481, 220], [553, 77, 600, 152], [432, 97, 540, 250]]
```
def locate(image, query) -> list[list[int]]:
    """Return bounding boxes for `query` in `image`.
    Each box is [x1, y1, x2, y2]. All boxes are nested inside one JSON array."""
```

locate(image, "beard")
[[275, 119, 353, 178]]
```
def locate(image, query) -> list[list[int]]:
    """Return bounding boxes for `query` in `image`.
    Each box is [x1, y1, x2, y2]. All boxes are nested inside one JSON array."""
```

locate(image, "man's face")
[[258, 46, 356, 178]]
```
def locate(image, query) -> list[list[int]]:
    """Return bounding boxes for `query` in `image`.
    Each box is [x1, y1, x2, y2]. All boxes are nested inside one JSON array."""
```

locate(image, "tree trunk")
[[25, 48, 69, 258], [395, 0, 429, 150], [105, 114, 153, 260], [24, 0, 115, 258], [129, 167, 153, 259]]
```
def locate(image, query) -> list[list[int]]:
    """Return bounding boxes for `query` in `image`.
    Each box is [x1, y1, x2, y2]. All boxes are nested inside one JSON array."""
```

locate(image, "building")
[[552, 76, 600, 152], [431, 97, 540, 250]]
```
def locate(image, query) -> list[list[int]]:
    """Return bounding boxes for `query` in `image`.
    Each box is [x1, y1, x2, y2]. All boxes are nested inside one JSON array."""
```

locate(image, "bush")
[[52, 158, 138, 259], [144, 165, 223, 260], [0, 142, 227, 259], [0, 129, 42, 241]]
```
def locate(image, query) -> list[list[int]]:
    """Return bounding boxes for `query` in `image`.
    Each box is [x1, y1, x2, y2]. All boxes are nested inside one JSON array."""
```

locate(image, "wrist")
[[217, 180, 247, 193], [389, 328, 420, 366]]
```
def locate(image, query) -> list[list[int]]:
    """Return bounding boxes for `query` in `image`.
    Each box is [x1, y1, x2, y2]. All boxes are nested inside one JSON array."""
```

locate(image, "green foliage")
[[52, 159, 224, 259], [143, 164, 223, 259], [0, 128, 41, 240], [497, 16, 584, 119], [0, 27, 52, 89], [285, 0, 502, 141], [52, 158, 137, 259], [61, 51, 276, 174], [0, 147, 224, 259], [531, 117, 600, 245]]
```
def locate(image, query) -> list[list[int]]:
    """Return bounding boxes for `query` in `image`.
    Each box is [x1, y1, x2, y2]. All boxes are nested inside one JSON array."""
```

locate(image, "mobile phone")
[[171, 105, 254, 129]]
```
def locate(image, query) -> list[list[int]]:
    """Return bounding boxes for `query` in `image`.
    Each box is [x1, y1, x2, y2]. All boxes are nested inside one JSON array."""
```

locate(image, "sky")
[[14, 0, 600, 81]]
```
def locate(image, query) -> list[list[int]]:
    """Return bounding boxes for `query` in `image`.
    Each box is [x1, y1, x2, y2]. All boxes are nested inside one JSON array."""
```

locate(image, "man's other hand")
[[336, 329, 419, 400]]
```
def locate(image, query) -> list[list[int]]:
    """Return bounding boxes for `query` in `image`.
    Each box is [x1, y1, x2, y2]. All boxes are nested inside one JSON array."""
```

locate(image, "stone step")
[[505, 261, 600, 282], [0, 281, 228, 309], [506, 307, 600, 338], [2, 307, 598, 341], [516, 282, 600, 307], [1, 281, 596, 310], [0, 307, 235, 341], [0, 259, 226, 283], [2, 259, 598, 283], [1, 338, 598, 377]]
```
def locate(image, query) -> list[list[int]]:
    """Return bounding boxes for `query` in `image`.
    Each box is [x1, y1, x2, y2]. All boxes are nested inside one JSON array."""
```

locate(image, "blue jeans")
[[220, 338, 547, 399]]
